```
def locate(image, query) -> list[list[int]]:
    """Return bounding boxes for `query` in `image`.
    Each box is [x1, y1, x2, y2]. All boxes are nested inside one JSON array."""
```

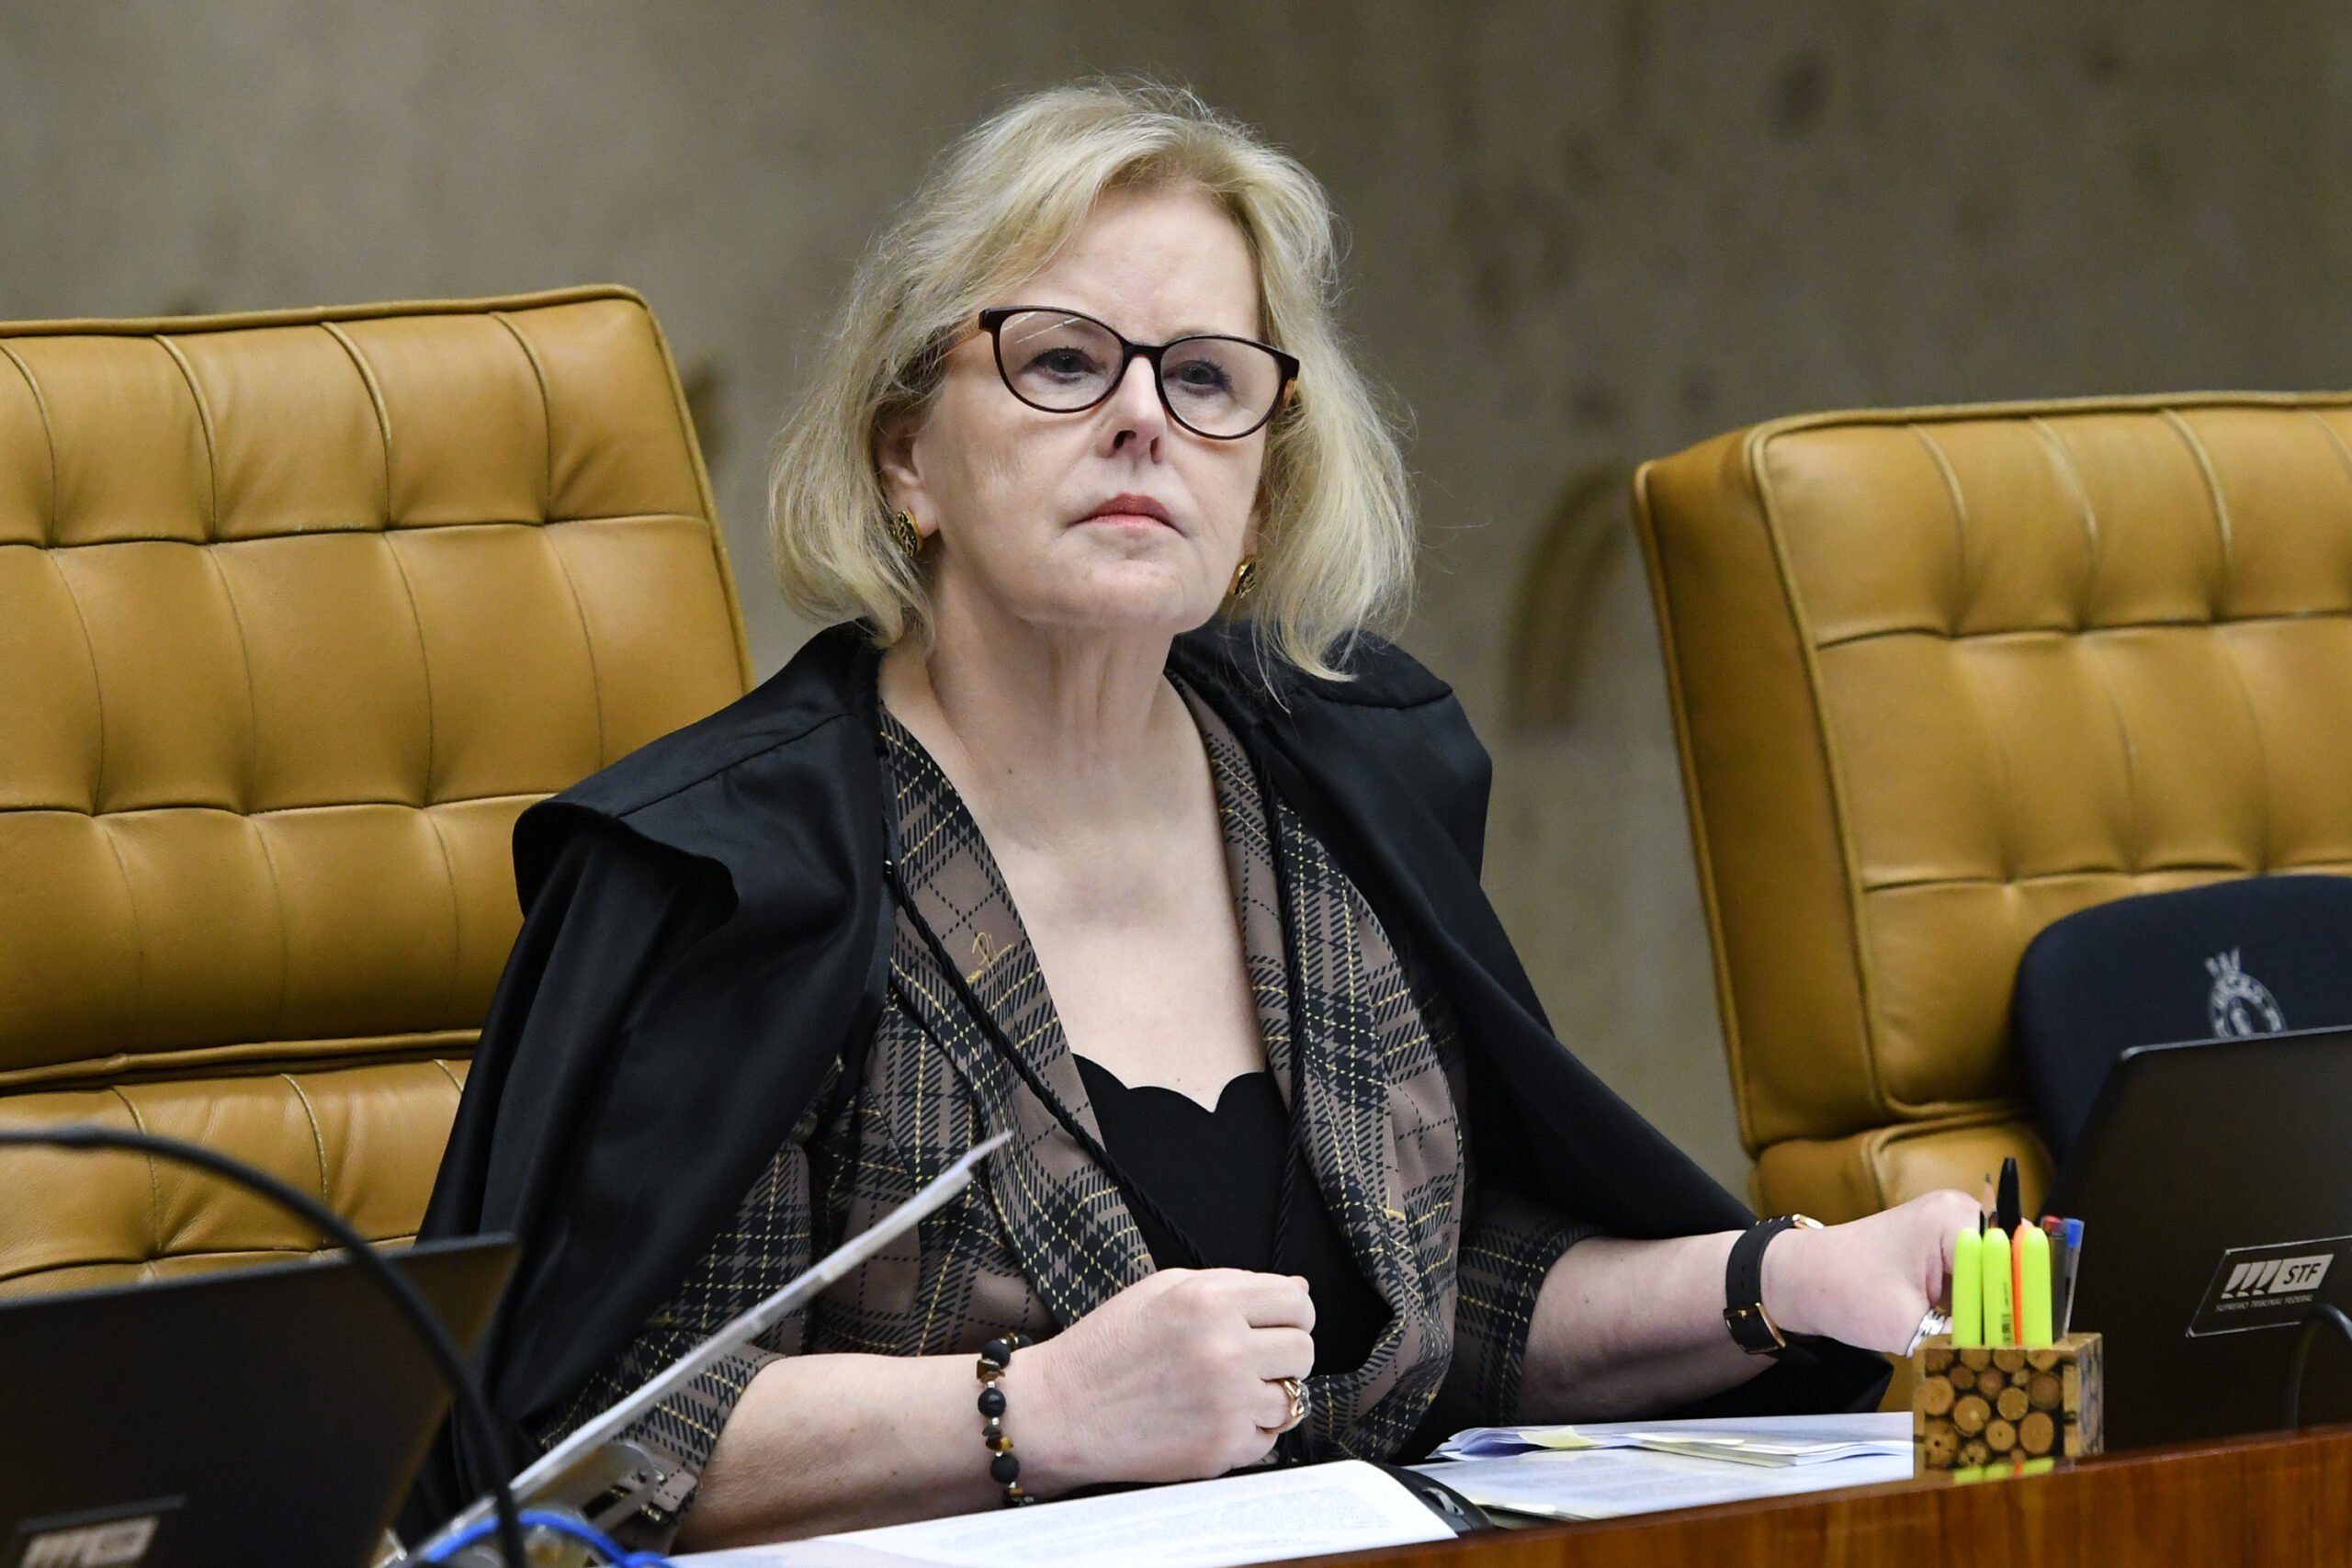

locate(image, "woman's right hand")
[[1010, 1268, 1316, 1490]]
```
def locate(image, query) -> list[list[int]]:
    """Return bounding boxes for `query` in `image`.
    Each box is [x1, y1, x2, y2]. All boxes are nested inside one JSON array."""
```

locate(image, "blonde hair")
[[767, 78, 1415, 679]]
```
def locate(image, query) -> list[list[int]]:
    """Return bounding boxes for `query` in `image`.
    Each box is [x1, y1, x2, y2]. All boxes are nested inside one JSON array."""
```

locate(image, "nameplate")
[[6, 1500, 180, 1568], [2187, 1233, 2352, 1337]]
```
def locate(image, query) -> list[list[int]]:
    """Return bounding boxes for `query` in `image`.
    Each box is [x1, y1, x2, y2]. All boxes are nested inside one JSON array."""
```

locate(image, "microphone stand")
[[403, 1130, 1012, 1564], [0, 1125, 530, 1568], [2282, 1302, 2352, 1431]]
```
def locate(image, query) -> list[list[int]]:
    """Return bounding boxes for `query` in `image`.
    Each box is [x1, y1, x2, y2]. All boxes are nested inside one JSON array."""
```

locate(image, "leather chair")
[[1634, 394, 2352, 1222], [0, 288, 748, 1293]]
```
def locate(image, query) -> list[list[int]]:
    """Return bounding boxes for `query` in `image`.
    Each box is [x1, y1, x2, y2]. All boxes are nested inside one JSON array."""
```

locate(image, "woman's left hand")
[[1761, 1189, 1984, 1353]]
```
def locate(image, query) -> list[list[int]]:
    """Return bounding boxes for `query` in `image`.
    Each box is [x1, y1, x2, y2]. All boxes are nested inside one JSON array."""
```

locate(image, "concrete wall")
[[7, 1, 2346, 1188]]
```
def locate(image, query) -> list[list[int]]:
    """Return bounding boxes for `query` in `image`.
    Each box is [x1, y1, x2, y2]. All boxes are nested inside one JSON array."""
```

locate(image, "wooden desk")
[[1362, 1425, 2352, 1568]]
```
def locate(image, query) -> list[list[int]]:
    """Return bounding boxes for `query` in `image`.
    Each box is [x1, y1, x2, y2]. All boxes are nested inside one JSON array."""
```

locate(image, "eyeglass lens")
[[993, 310, 1285, 438]]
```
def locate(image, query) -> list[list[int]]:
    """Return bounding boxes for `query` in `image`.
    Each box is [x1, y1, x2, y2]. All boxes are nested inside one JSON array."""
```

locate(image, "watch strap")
[[1724, 1214, 1820, 1355]]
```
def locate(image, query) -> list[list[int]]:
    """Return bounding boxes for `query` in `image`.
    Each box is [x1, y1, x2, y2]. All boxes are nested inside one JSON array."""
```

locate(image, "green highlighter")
[[1981, 1224, 2014, 1345], [1951, 1225, 1984, 1348], [2018, 1223, 2054, 1347]]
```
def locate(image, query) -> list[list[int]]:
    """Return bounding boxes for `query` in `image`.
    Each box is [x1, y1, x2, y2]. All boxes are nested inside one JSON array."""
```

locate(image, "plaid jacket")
[[540, 688, 1592, 1537]]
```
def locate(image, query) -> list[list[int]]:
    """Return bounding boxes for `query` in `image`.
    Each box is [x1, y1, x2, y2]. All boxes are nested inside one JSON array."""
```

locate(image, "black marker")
[[1995, 1156, 2022, 1238]]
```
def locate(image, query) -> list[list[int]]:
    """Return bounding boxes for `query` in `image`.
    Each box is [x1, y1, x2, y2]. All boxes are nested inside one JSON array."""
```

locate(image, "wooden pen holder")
[[1910, 1334, 2103, 1471]]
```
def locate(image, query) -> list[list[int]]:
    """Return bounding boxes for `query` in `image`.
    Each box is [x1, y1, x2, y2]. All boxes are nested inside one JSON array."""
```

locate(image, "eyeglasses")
[[973, 306, 1299, 440]]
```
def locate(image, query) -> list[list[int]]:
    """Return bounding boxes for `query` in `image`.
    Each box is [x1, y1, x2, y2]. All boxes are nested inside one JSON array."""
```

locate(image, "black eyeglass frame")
[[974, 306, 1301, 440]]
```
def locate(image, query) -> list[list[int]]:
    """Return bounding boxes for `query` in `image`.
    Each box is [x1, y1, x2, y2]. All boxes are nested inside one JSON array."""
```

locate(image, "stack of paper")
[[1432, 1412, 1913, 1464], [673, 1417, 1921, 1562], [1412, 1446, 1915, 1522], [1419, 1413, 1915, 1522], [672, 1461, 1455, 1568]]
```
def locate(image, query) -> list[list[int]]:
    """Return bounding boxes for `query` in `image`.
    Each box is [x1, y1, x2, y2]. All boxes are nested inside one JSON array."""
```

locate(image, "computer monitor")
[[2046, 1025, 2352, 1449], [0, 1235, 513, 1568]]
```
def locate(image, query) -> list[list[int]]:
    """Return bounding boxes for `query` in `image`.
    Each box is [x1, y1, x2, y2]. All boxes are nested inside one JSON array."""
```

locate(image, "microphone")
[[0, 1124, 528, 1568]]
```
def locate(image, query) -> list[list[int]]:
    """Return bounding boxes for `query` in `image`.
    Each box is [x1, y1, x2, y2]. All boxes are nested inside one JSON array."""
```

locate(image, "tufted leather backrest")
[[1634, 395, 2352, 1220], [0, 288, 749, 1291]]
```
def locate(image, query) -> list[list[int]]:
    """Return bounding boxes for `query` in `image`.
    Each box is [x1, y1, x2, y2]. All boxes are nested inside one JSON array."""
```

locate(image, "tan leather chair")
[[0, 288, 748, 1293], [1635, 394, 2352, 1223]]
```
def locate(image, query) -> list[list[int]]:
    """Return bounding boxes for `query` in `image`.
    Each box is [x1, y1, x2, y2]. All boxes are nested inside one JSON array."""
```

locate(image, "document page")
[[673, 1460, 1455, 1568], [1415, 1446, 1916, 1520]]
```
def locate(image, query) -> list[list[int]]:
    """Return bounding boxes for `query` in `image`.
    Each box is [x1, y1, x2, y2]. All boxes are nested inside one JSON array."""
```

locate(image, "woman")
[[413, 81, 1974, 1551]]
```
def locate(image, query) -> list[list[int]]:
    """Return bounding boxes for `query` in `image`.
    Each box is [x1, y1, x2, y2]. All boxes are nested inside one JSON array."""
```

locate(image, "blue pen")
[[2041, 1216, 2068, 1325], [2058, 1218, 2085, 1336]]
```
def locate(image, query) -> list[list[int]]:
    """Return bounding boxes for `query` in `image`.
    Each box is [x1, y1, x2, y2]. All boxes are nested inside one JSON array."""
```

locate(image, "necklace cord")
[[876, 708, 1321, 1465], [882, 856, 1255, 1277], [1251, 742, 1318, 1466]]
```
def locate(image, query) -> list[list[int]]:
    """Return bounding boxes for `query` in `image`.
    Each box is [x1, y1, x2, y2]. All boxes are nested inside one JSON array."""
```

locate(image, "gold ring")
[[1269, 1375, 1308, 1434]]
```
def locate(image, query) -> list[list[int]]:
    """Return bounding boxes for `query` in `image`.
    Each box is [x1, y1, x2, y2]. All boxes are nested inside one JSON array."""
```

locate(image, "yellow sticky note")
[[1523, 1427, 1600, 1451]]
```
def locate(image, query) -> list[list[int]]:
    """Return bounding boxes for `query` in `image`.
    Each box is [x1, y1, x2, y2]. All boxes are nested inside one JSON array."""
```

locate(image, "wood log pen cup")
[[1911, 1334, 2105, 1472]]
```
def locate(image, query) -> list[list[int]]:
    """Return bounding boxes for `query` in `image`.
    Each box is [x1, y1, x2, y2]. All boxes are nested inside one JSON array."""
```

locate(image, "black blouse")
[[1074, 1055, 1389, 1378]]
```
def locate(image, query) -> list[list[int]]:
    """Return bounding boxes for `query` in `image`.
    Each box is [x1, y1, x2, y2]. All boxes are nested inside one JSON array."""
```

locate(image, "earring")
[[1227, 555, 1260, 600], [888, 509, 923, 559]]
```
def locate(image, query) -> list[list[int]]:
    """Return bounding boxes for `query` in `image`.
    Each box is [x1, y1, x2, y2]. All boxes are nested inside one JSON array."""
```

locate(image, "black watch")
[[1723, 1213, 1823, 1355]]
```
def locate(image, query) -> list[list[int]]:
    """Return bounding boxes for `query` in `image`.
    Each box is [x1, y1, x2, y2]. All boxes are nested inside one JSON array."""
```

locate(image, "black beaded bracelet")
[[976, 1332, 1035, 1507]]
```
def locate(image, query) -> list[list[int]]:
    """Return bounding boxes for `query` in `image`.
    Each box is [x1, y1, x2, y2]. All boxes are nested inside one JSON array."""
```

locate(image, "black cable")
[[0, 1125, 530, 1568], [2281, 1302, 2352, 1432]]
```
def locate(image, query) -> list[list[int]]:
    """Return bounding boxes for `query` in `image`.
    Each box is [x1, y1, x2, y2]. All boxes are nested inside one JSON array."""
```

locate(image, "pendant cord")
[[883, 856, 1307, 1291], [1251, 740, 1319, 1466], [876, 707, 1322, 1464]]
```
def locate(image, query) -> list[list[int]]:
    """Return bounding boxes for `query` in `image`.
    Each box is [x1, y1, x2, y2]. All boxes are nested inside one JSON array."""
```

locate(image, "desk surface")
[[1366, 1424, 2352, 1568]]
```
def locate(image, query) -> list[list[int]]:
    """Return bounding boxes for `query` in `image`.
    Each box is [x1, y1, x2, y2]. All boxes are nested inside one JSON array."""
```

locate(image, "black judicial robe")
[[401, 622, 1887, 1531]]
